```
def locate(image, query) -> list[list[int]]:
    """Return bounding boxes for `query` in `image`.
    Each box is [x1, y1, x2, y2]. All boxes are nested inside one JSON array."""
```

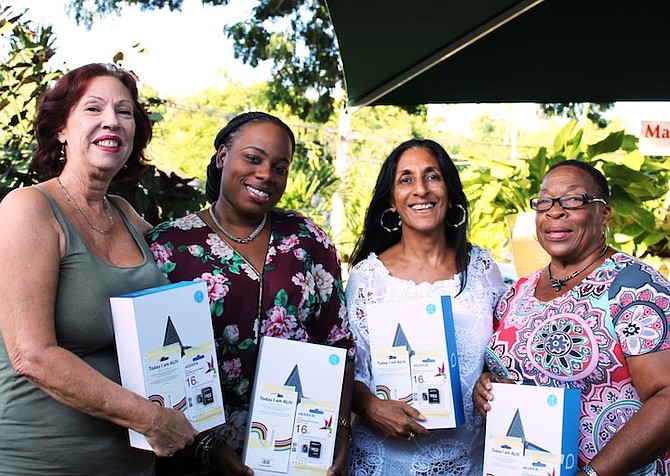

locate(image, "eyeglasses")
[[529, 193, 607, 212]]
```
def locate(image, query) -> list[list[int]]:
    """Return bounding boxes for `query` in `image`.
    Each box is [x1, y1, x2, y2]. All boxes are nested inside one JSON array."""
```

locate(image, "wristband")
[[582, 464, 599, 476]]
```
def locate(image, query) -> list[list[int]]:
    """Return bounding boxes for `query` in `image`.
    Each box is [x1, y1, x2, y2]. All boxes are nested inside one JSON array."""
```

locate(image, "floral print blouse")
[[485, 252, 670, 475], [147, 209, 352, 450]]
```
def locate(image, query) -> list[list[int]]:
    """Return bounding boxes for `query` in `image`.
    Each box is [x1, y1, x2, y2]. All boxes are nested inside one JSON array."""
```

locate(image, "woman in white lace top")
[[346, 139, 507, 476]]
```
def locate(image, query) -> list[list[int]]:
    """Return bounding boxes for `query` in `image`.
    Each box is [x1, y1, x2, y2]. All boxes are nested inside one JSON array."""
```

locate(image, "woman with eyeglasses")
[[473, 160, 670, 476]]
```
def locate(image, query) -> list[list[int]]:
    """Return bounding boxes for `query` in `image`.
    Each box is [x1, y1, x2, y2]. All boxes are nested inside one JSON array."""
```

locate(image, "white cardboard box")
[[110, 280, 225, 450], [483, 383, 581, 476], [243, 336, 347, 475], [366, 295, 464, 429]]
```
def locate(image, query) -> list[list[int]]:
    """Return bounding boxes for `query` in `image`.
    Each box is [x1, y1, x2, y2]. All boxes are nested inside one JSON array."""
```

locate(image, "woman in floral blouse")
[[474, 161, 670, 476], [147, 112, 353, 476]]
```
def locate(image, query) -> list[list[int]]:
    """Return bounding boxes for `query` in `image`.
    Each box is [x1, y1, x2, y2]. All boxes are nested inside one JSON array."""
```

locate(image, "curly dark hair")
[[349, 138, 471, 294], [31, 63, 152, 181]]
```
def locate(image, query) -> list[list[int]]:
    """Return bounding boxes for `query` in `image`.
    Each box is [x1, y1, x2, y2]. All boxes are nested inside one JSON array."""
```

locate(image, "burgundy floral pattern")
[[147, 209, 352, 449], [485, 253, 670, 474]]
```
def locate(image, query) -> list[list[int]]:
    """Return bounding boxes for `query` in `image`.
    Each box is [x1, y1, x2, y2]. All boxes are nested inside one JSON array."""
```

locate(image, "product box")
[[243, 336, 347, 475], [110, 280, 225, 450], [366, 295, 463, 429], [483, 383, 581, 476]]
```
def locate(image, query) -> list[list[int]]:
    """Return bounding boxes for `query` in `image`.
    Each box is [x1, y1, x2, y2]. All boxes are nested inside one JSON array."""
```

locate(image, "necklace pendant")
[[547, 244, 609, 293], [550, 278, 565, 292]]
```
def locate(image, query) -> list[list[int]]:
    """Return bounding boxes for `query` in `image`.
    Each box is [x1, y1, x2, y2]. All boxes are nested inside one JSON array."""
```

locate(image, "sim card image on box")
[[290, 398, 336, 471], [183, 342, 225, 424], [410, 350, 455, 426]]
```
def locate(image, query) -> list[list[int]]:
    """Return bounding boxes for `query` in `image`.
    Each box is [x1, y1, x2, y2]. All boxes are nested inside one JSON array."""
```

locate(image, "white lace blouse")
[[346, 246, 507, 476]]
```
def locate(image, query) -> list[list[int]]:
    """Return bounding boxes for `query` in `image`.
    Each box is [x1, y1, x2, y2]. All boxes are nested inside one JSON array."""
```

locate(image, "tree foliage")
[[149, 85, 342, 233], [9, 2, 670, 271], [68, 0, 343, 123], [225, 1, 342, 123], [0, 5, 60, 199], [540, 102, 614, 129], [0, 4, 206, 222], [462, 121, 670, 265]]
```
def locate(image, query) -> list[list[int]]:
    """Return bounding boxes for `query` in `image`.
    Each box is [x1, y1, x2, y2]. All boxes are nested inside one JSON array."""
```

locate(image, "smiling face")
[[57, 75, 136, 175], [536, 165, 611, 263], [217, 121, 293, 218], [391, 146, 449, 235]]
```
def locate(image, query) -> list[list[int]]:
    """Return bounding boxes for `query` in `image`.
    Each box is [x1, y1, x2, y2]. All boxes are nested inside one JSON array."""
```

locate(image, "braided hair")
[[205, 111, 296, 203]]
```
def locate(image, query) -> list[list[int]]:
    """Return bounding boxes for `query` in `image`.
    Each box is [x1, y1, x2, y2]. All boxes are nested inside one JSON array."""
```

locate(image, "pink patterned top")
[[147, 209, 352, 450], [485, 252, 670, 475]]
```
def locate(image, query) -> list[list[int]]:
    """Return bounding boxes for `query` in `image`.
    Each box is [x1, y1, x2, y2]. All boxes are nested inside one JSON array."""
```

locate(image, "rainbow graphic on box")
[[274, 437, 292, 451], [250, 421, 269, 441]]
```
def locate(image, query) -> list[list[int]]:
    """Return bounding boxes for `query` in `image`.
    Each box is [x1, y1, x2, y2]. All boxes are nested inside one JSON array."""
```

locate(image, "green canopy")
[[325, 0, 670, 107]]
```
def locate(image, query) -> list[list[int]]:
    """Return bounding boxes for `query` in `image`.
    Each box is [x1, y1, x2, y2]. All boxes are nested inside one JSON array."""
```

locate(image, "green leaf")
[[586, 131, 624, 158], [639, 231, 667, 247], [613, 229, 640, 241], [211, 300, 224, 317], [620, 150, 645, 171], [274, 289, 289, 307], [161, 261, 176, 274], [238, 338, 256, 351], [552, 121, 577, 152], [286, 304, 299, 318]]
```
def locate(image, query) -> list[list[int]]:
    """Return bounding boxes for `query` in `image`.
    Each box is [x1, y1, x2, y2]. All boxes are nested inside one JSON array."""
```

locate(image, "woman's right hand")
[[364, 397, 430, 439], [143, 406, 198, 457], [473, 372, 516, 417], [209, 439, 254, 475]]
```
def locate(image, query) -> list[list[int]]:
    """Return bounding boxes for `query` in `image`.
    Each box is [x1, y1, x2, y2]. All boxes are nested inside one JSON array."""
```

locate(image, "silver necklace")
[[56, 177, 114, 235], [547, 244, 609, 292], [208, 202, 267, 244]]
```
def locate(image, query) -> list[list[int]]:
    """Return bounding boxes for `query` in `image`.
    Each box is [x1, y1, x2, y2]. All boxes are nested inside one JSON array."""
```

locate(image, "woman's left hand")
[[473, 372, 516, 417], [327, 430, 350, 476], [208, 438, 253, 476]]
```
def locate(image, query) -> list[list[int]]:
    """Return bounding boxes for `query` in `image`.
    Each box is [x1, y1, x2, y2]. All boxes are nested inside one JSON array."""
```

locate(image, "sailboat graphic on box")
[[163, 316, 191, 356], [284, 364, 304, 403], [506, 408, 550, 454], [392, 323, 415, 357]]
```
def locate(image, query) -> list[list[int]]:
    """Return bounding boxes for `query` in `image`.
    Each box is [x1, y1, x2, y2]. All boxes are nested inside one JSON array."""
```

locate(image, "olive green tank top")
[[0, 187, 169, 475]]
